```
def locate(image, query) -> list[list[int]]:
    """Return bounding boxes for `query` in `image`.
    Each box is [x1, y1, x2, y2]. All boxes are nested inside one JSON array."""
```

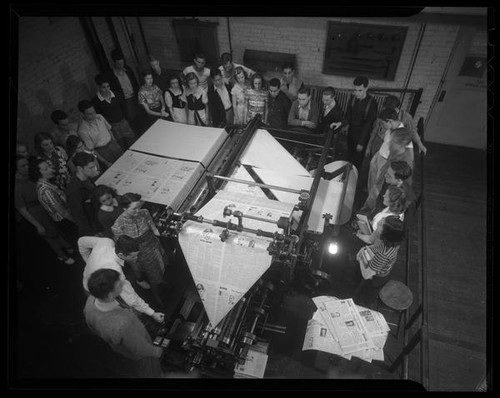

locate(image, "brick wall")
[[138, 16, 461, 124], [15, 16, 468, 150], [16, 17, 99, 150]]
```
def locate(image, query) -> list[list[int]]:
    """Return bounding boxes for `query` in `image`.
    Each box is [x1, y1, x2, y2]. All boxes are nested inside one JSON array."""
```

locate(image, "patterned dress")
[[111, 209, 167, 284], [138, 84, 163, 112], [37, 146, 70, 191], [231, 83, 247, 125], [244, 88, 267, 123]]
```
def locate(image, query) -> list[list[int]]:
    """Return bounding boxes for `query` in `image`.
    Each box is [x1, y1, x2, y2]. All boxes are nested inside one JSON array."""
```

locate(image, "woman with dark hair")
[[164, 74, 187, 124], [354, 215, 405, 304], [29, 157, 78, 249], [231, 67, 248, 126], [138, 69, 170, 130], [92, 185, 123, 238], [356, 185, 408, 245], [183, 72, 208, 126], [244, 73, 267, 123], [34, 131, 70, 190], [15, 155, 75, 264], [111, 193, 168, 307]]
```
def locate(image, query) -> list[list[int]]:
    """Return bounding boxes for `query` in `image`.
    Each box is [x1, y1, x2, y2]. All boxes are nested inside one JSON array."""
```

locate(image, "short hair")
[[386, 185, 408, 214], [390, 161, 412, 181], [28, 157, 47, 182], [220, 52, 232, 64], [72, 152, 96, 169], [117, 192, 142, 209], [168, 74, 182, 87], [185, 72, 199, 85], [110, 49, 124, 62], [194, 51, 206, 60], [15, 154, 28, 172], [78, 100, 94, 113], [91, 184, 117, 208], [34, 132, 54, 154], [322, 87, 336, 98], [353, 76, 369, 87], [87, 268, 121, 299], [94, 73, 110, 86], [250, 73, 264, 90], [297, 86, 311, 96], [210, 68, 222, 79], [282, 62, 295, 71], [379, 108, 399, 121], [383, 95, 401, 109], [234, 66, 247, 79], [269, 78, 280, 89], [50, 110, 68, 125], [115, 235, 140, 256], [380, 215, 405, 247], [65, 135, 83, 157], [390, 127, 413, 147]]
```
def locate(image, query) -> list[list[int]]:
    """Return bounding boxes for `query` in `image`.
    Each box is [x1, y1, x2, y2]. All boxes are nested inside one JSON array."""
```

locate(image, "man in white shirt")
[[182, 52, 211, 91], [218, 52, 255, 85], [79, 234, 165, 323]]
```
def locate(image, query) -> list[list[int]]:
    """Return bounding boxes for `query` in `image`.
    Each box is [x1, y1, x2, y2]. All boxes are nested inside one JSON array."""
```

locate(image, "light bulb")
[[328, 242, 338, 255]]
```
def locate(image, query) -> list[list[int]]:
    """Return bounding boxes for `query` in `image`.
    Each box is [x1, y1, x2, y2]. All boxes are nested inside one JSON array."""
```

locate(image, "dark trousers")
[[347, 133, 365, 173]]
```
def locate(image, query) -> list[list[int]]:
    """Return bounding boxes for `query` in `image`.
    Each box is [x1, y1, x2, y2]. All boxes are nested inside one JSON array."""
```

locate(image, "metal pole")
[[209, 174, 305, 195]]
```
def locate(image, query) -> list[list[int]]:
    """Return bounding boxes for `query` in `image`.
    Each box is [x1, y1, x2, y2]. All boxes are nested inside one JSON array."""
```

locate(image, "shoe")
[[137, 280, 151, 290], [58, 256, 75, 265]]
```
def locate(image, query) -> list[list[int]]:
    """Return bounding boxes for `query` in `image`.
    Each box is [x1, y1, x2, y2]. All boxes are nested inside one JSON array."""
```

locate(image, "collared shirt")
[[114, 69, 134, 99], [267, 91, 291, 129], [97, 90, 116, 104], [79, 236, 154, 316], [138, 84, 163, 111], [280, 76, 303, 101], [182, 65, 211, 91], [216, 84, 232, 110], [298, 102, 311, 121], [78, 114, 113, 150], [379, 122, 412, 159]]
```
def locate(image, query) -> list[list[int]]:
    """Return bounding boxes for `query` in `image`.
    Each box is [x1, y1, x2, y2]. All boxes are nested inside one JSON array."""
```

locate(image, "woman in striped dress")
[[354, 215, 405, 305], [243, 73, 267, 124], [111, 192, 168, 307]]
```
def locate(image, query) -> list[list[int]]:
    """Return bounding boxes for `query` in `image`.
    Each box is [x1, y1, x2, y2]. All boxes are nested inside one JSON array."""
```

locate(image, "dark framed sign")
[[323, 21, 408, 81]]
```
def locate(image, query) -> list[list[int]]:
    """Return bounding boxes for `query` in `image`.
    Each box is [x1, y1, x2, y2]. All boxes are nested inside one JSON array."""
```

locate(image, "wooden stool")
[[377, 280, 413, 338]]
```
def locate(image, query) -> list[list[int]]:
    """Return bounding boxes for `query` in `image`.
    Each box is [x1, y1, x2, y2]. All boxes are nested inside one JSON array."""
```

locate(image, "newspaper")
[[95, 150, 203, 210], [178, 191, 295, 327], [305, 296, 390, 362]]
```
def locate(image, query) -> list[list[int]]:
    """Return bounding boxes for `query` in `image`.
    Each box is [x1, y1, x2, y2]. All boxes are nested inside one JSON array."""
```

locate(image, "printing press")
[[95, 115, 357, 377]]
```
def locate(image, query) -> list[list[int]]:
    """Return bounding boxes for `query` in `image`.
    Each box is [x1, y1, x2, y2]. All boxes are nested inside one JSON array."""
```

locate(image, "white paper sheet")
[[95, 150, 203, 210], [130, 119, 228, 168]]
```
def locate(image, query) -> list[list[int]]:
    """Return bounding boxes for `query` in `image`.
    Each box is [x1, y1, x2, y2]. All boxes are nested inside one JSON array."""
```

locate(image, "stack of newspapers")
[[302, 296, 390, 363]]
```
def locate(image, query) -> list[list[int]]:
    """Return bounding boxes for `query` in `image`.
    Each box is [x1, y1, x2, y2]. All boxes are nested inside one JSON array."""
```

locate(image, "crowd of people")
[[14, 47, 427, 377]]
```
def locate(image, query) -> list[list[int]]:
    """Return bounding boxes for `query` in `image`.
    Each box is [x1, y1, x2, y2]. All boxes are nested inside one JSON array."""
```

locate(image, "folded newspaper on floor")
[[302, 296, 390, 363]]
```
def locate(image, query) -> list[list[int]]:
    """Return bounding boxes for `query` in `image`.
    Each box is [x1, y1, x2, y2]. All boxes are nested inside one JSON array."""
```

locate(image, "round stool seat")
[[378, 280, 413, 311]]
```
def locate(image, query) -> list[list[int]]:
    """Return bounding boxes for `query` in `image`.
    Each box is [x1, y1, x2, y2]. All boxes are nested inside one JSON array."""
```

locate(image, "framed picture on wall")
[[323, 21, 408, 81]]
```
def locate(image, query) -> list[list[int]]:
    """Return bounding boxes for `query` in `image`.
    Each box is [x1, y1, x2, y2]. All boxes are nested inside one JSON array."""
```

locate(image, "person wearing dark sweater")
[[92, 74, 136, 150], [266, 78, 291, 130], [318, 86, 347, 134], [65, 152, 100, 237], [106, 49, 141, 131], [344, 76, 379, 171], [207, 68, 234, 128]]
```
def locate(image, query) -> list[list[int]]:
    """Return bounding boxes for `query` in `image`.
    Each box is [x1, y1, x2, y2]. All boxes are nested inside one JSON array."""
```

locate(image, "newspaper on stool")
[[302, 296, 390, 363]]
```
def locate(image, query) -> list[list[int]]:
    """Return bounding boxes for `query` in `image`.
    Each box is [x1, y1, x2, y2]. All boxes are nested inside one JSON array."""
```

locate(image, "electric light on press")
[[327, 241, 338, 255]]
